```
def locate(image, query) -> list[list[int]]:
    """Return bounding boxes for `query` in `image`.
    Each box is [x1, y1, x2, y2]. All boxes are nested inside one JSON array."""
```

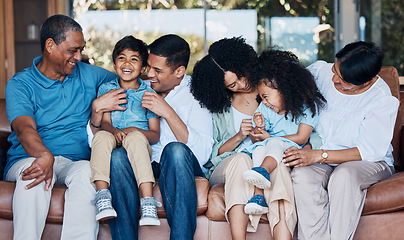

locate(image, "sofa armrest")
[[362, 172, 404, 215]]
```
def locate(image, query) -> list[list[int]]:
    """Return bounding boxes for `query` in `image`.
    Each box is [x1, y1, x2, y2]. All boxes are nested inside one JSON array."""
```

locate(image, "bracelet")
[[90, 121, 101, 128]]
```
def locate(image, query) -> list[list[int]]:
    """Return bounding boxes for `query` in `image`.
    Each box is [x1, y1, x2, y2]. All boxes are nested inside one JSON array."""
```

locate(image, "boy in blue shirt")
[[90, 36, 161, 225]]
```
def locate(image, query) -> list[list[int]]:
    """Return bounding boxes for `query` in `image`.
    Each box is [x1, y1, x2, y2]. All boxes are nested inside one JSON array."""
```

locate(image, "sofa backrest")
[[0, 99, 10, 134], [378, 66, 402, 170], [0, 99, 10, 178]]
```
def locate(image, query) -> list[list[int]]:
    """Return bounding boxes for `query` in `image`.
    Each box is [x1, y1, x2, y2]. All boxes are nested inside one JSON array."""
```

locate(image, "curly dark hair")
[[251, 49, 326, 122], [190, 37, 258, 113]]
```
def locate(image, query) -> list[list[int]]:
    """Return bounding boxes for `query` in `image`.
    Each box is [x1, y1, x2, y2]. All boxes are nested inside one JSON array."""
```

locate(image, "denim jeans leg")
[[159, 142, 204, 240], [108, 148, 140, 240]]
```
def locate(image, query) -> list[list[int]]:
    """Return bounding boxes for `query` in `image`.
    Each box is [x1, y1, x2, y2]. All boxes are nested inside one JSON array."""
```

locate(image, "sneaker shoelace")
[[96, 198, 113, 212], [142, 204, 158, 218]]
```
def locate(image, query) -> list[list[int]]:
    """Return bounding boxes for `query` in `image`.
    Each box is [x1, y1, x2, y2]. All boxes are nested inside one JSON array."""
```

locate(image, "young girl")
[[241, 49, 326, 215]]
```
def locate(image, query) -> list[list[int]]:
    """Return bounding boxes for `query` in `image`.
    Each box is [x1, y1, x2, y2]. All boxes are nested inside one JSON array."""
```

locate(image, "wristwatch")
[[321, 149, 328, 164]]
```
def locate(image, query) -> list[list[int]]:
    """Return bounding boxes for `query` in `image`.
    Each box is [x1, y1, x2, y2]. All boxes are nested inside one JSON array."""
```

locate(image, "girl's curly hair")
[[251, 49, 326, 122], [190, 37, 258, 113]]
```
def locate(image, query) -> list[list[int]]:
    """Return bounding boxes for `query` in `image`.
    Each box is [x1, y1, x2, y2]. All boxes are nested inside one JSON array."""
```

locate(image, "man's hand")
[[21, 151, 54, 190], [93, 88, 127, 114], [142, 91, 189, 143], [91, 89, 127, 133], [141, 91, 172, 118], [11, 116, 55, 191]]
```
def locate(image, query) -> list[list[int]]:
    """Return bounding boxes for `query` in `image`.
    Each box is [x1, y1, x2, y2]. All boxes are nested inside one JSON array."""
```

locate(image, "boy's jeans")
[[108, 142, 204, 240]]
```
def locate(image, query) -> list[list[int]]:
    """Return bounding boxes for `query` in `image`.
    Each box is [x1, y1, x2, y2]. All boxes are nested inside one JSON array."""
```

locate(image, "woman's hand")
[[236, 119, 254, 141], [282, 147, 322, 167]]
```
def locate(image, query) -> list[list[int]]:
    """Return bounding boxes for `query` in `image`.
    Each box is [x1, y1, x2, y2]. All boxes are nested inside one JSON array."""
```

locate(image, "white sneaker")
[[139, 197, 162, 226], [94, 189, 117, 221]]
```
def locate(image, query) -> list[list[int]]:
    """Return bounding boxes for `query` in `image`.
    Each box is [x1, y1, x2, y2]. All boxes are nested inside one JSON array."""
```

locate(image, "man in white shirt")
[[106, 34, 214, 240]]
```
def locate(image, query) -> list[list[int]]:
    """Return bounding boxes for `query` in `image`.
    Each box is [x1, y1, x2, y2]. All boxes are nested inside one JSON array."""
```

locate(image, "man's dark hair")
[[336, 41, 384, 85], [148, 34, 190, 71], [112, 36, 149, 67], [40, 14, 82, 52]]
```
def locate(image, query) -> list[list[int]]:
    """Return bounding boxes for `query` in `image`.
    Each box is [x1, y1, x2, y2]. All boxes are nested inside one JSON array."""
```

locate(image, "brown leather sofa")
[[1, 66, 404, 240]]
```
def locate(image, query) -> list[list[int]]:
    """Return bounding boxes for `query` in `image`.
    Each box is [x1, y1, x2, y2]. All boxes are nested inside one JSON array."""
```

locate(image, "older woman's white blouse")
[[309, 61, 399, 166]]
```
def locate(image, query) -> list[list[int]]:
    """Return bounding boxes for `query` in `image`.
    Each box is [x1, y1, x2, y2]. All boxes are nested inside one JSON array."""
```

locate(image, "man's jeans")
[[108, 142, 204, 240]]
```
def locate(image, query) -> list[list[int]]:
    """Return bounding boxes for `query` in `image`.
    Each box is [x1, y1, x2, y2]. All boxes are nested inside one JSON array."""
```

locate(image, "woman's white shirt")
[[231, 106, 253, 150], [309, 61, 399, 166]]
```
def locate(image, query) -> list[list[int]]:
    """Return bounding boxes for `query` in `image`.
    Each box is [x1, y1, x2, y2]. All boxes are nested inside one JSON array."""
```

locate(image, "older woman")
[[191, 37, 297, 240], [283, 41, 399, 240]]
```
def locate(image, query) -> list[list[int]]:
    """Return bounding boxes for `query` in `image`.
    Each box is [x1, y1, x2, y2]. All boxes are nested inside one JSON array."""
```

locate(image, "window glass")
[[361, 0, 404, 75], [73, 0, 335, 71]]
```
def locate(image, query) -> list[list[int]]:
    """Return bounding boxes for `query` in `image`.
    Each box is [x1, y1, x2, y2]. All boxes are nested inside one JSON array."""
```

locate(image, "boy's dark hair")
[[251, 49, 326, 122], [40, 14, 82, 52], [190, 37, 258, 113], [112, 36, 149, 67], [336, 41, 384, 85], [148, 34, 190, 71]]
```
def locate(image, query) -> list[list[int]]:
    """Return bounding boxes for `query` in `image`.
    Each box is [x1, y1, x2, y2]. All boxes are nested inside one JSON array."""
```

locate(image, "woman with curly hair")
[[190, 38, 303, 239]]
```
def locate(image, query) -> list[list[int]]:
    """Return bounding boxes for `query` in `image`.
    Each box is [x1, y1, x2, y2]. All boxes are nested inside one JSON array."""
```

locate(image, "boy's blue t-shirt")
[[97, 77, 159, 130], [4, 56, 116, 177]]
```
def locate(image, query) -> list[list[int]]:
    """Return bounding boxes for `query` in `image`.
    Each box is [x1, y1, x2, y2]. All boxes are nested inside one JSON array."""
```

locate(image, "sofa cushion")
[[0, 177, 209, 223], [154, 176, 209, 218], [206, 184, 268, 223], [0, 181, 67, 224], [0, 181, 14, 220]]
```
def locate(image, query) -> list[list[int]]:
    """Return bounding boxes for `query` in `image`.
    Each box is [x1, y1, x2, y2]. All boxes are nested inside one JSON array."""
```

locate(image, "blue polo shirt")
[[4, 56, 116, 176], [98, 77, 159, 130]]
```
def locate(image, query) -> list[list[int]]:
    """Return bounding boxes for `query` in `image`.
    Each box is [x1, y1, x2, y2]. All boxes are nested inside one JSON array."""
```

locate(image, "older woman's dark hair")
[[112, 36, 148, 67], [40, 14, 82, 53], [336, 41, 384, 85], [191, 37, 258, 113], [251, 49, 326, 122]]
